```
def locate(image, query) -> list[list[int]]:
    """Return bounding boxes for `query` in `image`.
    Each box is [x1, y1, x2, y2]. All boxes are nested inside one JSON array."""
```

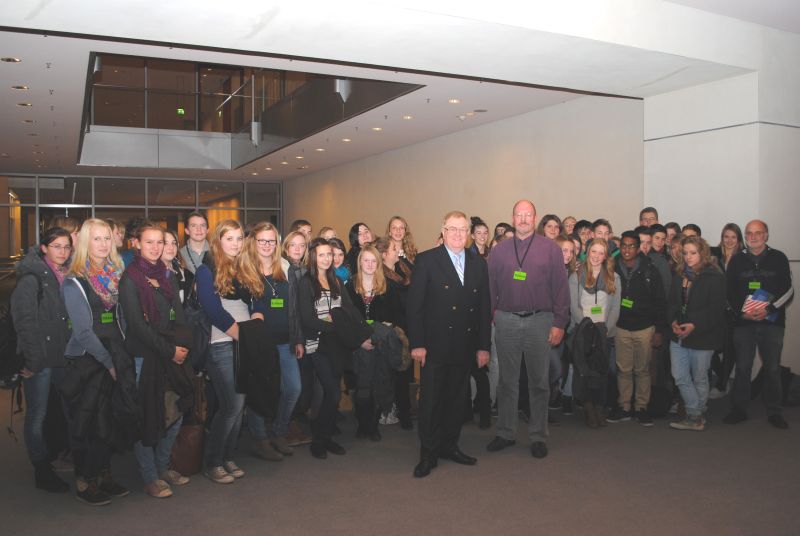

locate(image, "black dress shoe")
[[310, 442, 327, 459], [530, 441, 548, 459], [439, 448, 477, 465], [768, 414, 789, 429], [486, 436, 516, 452], [324, 438, 346, 455], [479, 412, 491, 429], [369, 429, 382, 442], [413, 457, 438, 478]]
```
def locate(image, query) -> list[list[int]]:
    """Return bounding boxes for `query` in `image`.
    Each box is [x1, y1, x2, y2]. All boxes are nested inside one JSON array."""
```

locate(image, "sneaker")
[[270, 436, 294, 456], [636, 410, 654, 427], [670, 416, 705, 431], [606, 407, 632, 423], [380, 411, 400, 426], [159, 469, 190, 486], [530, 441, 548, 459], [51, 452, 74, 473], [562, 396, 574, 416], [98, 470, 129, 497], [223, 460, 245, 478], [75, 477, 111, 506], [286, 421, 312, 446], [204, 466, 234, 484], [768, 414, 789, 429], [707, 387, 726, 400], [143, 479, 173, 498], [723, 408, 748, 425], [252, 439, 284, 462]]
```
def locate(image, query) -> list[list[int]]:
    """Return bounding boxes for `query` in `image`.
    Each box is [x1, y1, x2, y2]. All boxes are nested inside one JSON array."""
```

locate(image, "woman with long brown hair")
[[195, 219, 249, 484], [386, 215, 418, 268], [568, 238, 621, 428]]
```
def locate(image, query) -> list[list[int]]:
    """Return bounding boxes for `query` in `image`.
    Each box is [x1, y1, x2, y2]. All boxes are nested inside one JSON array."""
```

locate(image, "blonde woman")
[[195, 219, 249, 484], [386, 215, 418, 267], [62, 219, 132, 505]]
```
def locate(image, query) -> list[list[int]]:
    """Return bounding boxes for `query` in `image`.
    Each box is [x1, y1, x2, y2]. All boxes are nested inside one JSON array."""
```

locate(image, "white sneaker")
[[204, 466, 234, 484], [223, 460, 245, 478]]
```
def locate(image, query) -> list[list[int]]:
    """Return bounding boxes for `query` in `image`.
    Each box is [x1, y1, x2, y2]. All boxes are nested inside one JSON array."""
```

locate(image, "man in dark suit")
[[407, 210, 492, 478]]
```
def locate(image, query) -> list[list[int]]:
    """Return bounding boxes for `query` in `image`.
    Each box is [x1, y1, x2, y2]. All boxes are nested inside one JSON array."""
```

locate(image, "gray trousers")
[[494, 310, 552, 443]]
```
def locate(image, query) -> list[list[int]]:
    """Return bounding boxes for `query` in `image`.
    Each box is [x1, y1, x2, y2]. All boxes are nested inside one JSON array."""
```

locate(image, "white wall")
[[283, 95, 643, 244]]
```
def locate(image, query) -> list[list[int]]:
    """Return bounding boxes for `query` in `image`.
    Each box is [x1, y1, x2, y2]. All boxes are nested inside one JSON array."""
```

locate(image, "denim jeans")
[[22, 366, 67, 463], [204, 342, 246, 468], [549, 343, 564, 391], [247, 344, 300, 439], [670, 341, 713, 417], [732, 324, 784, 415], [132, 356, 184, 482]]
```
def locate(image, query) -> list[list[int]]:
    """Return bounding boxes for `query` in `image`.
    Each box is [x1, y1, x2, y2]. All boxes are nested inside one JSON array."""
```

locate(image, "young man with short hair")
[[180, 211, 209, 274]]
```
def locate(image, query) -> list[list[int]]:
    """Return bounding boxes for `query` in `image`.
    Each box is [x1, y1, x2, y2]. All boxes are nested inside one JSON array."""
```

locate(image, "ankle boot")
[[583, 401, 599, 428], [594, 404, 608, 427], [369, 410, 382, 442], [354, 399, 370, 439], [34, 460, 69, 493]]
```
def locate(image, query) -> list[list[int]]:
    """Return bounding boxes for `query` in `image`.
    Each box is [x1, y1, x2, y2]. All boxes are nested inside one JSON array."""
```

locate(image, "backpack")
[[1, 272, 43, 389]]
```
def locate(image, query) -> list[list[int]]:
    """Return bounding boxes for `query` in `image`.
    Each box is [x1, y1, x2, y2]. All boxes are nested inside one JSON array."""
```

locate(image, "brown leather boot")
[[594, 405, 608, 427], [583, 401, 598, 428]]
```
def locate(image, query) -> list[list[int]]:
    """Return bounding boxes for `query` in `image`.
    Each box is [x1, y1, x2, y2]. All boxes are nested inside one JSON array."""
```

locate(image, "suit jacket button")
[[449, 326, 453, 329], [444, 284, 449, 289], [452, 305, 457, 310], [467, 328, 472, 333], [470, 307, 475, 312], [473, 288, 477, 293]]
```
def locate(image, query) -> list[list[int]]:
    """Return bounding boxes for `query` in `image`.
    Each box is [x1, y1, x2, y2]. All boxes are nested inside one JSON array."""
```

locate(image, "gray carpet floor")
[[1, 388, 798, 536]]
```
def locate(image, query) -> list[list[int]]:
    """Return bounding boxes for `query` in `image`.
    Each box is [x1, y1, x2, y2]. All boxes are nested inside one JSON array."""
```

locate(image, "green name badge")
[[67, 319, 72, 330], [100, 311, 114, 324], [169, 308, 176, 321], [748, 281, 761, 290], [513, 270, 527, 281], [591, 306, 603, 315], [366, 319, 375, 325], [271, 298, 285, 308], [621, 298, 634, 309]]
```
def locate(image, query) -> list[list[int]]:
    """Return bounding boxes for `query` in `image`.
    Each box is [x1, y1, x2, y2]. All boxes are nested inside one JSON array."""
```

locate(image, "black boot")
[[369, 409, 382, 442], [34, 460, 69, 493], [354, 398, 371, 439]]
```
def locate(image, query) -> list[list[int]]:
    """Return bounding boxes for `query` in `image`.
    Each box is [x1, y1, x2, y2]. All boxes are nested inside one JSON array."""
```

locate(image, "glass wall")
[[0, 174, 281, 257]]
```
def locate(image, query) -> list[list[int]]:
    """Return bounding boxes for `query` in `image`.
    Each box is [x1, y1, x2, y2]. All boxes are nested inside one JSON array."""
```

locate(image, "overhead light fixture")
[[474, 109, 488, 113], [281, 161, 289, 165], [371, 127, 382, 132], [295, 155, 304, 160], [341, 138, 351, 143], [17, 102, 32, 107], [466, 112, 475, 117], [264, 167, 272, 171], [297, 165, 309, 170], [250, 172, 258, 176], [457, 115, 466, 121], [334, 79, 352, 103], [11, 85, 28, 90], [448, 98, 460, 104], [21, 119, 34, 124], [315, 148, 325, 152], [1, 57, 21, 63], [27, 133, 38, 136], [402, 115, 413, 120]]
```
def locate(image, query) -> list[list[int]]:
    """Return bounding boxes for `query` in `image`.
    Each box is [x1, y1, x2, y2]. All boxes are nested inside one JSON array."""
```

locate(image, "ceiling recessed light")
[[402, 115, 413, 120], [11, 85, 28, 90], [341, 138, 351, 142], [1, 57, 21, 63], [297, 165, 309, 170], [466, 112, 475, 117], [315, 148, 325, 152], [295, 155, 304, 160], [448, 98, 460, 104], [21, 119, 34, 124], [281, 161, 289, 165], [250, 172, 258, 176], [17, 102, 32, 107], [27, 133, 38, 137], [264, 167, 272, 171], [371, 127, 382, 132], [474, 109, 488, 113]]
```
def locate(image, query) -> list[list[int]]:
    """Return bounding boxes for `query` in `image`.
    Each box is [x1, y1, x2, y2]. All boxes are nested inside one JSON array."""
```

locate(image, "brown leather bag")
[[169, 374, 208, 475]]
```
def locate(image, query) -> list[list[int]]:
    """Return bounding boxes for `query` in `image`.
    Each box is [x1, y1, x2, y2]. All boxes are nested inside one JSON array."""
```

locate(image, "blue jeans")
[[732, 324, 784, 415], [246, 344, 300, 439], [204, 342, 246, 468], [23, 367, 67, 463], [670, 341, 713, 417], [132, 357, 184, 483]]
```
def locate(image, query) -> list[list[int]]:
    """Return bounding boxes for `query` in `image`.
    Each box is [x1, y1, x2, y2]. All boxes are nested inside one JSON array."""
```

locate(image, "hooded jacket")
[[10, 247, 70, 373]]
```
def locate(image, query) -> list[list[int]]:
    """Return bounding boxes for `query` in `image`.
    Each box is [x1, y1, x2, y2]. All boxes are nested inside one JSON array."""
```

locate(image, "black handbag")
[[183, 283, 211, 371]]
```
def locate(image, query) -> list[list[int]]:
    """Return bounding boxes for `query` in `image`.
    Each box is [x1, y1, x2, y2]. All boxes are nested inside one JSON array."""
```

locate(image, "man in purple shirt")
[[486, 200, 570, 458]]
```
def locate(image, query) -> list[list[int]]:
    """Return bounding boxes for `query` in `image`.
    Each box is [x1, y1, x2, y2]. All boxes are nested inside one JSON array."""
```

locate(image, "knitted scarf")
[[86, 260, 121, 310], [125, 251, 174, 324]]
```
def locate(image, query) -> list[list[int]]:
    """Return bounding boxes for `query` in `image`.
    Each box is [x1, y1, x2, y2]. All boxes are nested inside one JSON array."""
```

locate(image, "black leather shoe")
[[479, 412, 491, 429], [310, 442, 327, 459], [530, 441, 548, 459], [768, 414, 789, 429], [369, 429, 382, 442], [324, 438, 346, 455], [486, 436, 516, 452], [439, 448, 477, 465], [413, 457, 437, 478]]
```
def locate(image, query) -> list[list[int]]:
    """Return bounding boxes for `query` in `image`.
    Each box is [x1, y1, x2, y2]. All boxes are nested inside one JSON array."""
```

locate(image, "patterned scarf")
[[125, 251, 175, 324], [86, 260, 121, 310], [43, 256, 68, 287]]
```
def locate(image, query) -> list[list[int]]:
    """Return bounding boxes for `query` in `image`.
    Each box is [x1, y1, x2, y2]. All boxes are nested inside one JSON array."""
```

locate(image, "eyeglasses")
[[443, 227, 469, 235], [256, 239, 277, 246], [48, 244, 72, 252]]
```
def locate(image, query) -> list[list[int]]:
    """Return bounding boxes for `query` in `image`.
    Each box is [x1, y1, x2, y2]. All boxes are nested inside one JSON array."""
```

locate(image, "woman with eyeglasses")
[[10, 227, 73, 493], [195, 219, 250, 484], [238, 222, 303, 460]]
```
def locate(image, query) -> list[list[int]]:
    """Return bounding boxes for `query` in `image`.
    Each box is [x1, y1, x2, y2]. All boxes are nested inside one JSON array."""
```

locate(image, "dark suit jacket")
[[406, 245, 491, 365]]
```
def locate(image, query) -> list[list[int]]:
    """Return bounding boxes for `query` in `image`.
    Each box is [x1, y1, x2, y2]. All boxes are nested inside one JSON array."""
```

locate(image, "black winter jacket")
[[667, 267, 726, 350], [615, 254, 667, 331]]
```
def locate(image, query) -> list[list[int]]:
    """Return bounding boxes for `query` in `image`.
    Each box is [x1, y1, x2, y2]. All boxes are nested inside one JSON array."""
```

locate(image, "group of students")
[[9, 206, 792, 505]]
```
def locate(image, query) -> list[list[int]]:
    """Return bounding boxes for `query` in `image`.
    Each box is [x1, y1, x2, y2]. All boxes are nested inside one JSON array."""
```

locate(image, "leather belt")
[[511, 310, 542, 318]]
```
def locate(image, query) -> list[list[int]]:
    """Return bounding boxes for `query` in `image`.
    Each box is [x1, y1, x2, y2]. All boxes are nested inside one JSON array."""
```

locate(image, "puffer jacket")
[[10, 247, 70, 373]]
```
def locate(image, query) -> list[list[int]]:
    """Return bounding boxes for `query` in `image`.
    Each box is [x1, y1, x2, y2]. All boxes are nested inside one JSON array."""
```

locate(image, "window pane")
[[95, 178, 145, 205], [246, 183, 280, 208], [39, 206, 91, 235], [0, 176, 36, 204], [204, 209, 243, 233], [199, 181, 243, 207], [148, 60, 196, 92], [245, 210, 280, 231], [0, 205, 37, 258], [39, 177, 92, 205], [148, 91, 196, 130], [148, 209, 194, 246], [93, 87, 145, 128], [94, 55, 145, 88], [148, 180, 195, 206]]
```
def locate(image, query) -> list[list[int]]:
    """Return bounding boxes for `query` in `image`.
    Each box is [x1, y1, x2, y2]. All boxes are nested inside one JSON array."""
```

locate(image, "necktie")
[[455, 254, 464, 284]]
